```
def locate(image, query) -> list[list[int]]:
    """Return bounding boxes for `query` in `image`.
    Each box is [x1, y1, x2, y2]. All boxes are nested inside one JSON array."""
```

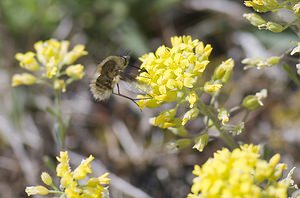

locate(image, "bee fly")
[[89, 55, 148, 107]]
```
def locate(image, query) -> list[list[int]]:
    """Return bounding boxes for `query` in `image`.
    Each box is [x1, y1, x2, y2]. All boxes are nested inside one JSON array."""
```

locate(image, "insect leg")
[[113, 83, 142, 111], [116, 83, 152, 100]]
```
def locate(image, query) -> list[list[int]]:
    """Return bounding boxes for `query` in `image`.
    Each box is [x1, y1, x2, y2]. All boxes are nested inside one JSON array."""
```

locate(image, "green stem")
[[229, 106, 241, 114], [243, 110, 250, 122], [54, 90, 66, 150], [197, 99, 238, 149], [282, 63, 300, 89], [51, 183, 60, 191], [48, 190, 64, 194]]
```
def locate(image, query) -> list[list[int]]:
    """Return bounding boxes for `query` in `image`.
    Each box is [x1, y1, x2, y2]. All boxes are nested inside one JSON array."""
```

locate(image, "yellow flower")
[[33, 39, 87, 79], [26, 153, 110, 197], [137, 36, 211, 107], [98, 173, 110, 185], [34, 39, 69, 67], [11, 73, 37, 87], [73, 155, 94, 180], [193, 133, 209, 152], [25, 186, 49, 196], [15, 52, 39, 71], [66, 64, 85, 79], [189, 144, 292, 197], [186, 91, 198, 108], [56, 151, 70, 173], [63, 44, 88, 65], [150, 108, 181, 128], [217, 108, 230, 125], [203, 81, 222, 95], [182, 108, 199, 125], [13, 39, 87, 93], [45, 57, 58, 79]]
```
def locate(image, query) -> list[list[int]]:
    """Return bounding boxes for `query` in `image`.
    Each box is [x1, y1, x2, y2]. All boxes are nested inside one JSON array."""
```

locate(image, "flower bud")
[[25, 186, 49, 196], [242, 95, 261, 110], [193, 133, 209, 152], [169, 126, 188, 137], [243, 13, 266, 27], [265, 22, 284, 32], [41, 172, 53, 186], [242, 58, 261, 65], [12, 73, 37, 87], [213, 58, 234, 84], [169, 138, 192, 150], [269, 154, 280, 167], [242, 89, 267, 110], [182, 108, 200, 125], [203, 44, 213, 57], [66, 64, 85, 79], [267, 56, 280, 65]]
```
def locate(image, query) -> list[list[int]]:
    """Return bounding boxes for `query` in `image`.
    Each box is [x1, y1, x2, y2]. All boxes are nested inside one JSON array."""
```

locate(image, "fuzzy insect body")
[[90, 56, 129, 101]]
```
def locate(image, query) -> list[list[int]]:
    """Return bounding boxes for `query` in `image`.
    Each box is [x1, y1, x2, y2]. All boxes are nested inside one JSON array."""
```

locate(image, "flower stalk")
[[196, 99, 238, 149]]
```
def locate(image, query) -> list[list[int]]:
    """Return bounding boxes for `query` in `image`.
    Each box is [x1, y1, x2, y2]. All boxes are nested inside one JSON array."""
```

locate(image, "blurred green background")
[[0, 0, 299, 197]]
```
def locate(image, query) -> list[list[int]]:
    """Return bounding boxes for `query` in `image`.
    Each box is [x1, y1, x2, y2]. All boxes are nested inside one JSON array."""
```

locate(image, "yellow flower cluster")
[[188, 144, 293, 198], [137, 36, 234, 129], [12, 39, 87, 92], [25, 151, 110, 198], [137, 36, 212, 108]]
